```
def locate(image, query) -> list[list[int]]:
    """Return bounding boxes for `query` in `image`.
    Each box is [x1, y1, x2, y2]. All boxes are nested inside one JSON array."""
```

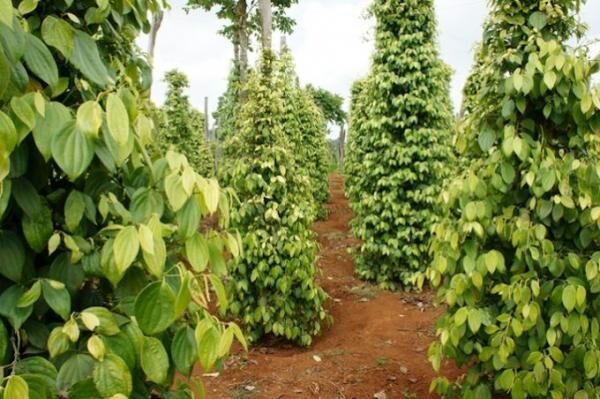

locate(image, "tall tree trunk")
[[259, 0, 272, 51], [147, 10, 164, 96], [338, 125, 346, 165], [236, 0, 249, 85], [280, 35, 287, 55], [148, 10, 164, 65]]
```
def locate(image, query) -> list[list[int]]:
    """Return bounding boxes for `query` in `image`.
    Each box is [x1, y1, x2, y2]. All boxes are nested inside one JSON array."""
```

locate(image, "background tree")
[[306, 85, 347, 164], [158, 70, 215, 176], [428, 1, 600, 397], [344, 0, 454, 289], [0, 1, 243, 397]]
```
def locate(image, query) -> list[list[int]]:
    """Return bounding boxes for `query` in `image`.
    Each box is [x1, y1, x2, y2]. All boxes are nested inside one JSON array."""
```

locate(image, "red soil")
[[203, 174, 460, 398]]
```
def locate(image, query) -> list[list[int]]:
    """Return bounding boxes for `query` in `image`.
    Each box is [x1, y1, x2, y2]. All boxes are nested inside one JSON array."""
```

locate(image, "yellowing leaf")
[[113, 226, 140, 274], [106, 94, 129, 145]]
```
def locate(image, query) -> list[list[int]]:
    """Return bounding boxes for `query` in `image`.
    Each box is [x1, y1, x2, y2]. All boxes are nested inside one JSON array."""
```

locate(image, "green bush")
[[158, 70, 214, 176], [0, 2, 243, 397], [221, 52, 328, 346], [344, 0, 454, 289], [428, 1, 600, 397]]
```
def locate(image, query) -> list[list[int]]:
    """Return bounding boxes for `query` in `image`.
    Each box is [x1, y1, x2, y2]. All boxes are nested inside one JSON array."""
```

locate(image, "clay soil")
[[203, 174, 460, 399]]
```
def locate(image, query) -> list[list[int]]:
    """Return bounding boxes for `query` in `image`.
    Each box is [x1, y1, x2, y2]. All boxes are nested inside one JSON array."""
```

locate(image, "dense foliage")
[[277, 53, 330, 217], [345, 0, 454, 288], [221, 52, 328, 346], [427, 1, 600, 397], [213, 66, 240, 144], [0, 2, 244, 397], [158, 70, 214, 176], [306, 85, 347, 127]]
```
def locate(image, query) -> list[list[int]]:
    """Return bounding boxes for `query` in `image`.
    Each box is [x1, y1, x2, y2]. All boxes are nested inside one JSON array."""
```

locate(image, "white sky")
[[140, 0, 600, 124]]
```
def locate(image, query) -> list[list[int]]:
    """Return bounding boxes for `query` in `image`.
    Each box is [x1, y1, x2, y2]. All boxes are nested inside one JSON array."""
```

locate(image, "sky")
[[140, 0, 600, 127]]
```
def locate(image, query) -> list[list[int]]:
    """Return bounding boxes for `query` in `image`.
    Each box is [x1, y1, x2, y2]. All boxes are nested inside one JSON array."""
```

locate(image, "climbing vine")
[[0, 1, 243, 397], [428, 1, 600, 397]]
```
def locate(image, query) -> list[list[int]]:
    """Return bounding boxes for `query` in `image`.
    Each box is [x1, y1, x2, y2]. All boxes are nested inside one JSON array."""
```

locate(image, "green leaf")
[[47, 327, 71, 358], [0, 230, 25, 282], [468, 309, 482, 333], [24, 33, 59, 86], [0, 319, 8, 363], [18, 0, 39, 15], [562, 285, 576, 312], [80, 307, 119, 336], [93, 354, 132, 398], [495, 369, 514, 391], [544, 70, 557, 89], [208, 274, 228, 314], [17, 280, 41, 308], [140, 336, 169, 384], [42, 279, 71, 320], [500, 162, 515, 184], [0, 110, 18, 155], [11, 95, 36, 130], [41, 16, 75, 58], [208, 241, 227, 276], [196, 321, 220, 371], [171, 326, 197, 376], [0, 0, 13, 28], [56, 354, 95, 391], [76, 101, 103, 138], [65, 190, 86, 232], [33, 102, 72, 161], [106, 94, 129, 145], [71, 30, 111, 87], [5, 375, 29, 399], [113, 226, 140, 274], [134, 281, 175, 335], [185, 233, 209, 272], [478, 129, 495, 152], [528, 11, 547, 30], [51, 122, 95, 181]]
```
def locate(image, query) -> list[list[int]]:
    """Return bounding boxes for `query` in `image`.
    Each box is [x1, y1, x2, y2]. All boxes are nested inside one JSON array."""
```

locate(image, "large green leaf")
[[41, 16, 75, 58], [23, 33, 59, 86], [65, 190, 86, 232], [93, 354, 132, 398], [71, 30, 111, 87], [140, 336, 169, 384], [113, 226, 140, 275], [33, 102, 72, 161], [171, 326, 197, 376], [0, 318, 8, 363], [56, 354, 95, 391], [134, 281, 175, 335], [42, 279, 71, 320], [185, 233, 209, 272], [22, 206, 53, 253], [51, 122, 95, 181], [0, 230, 25, 282]]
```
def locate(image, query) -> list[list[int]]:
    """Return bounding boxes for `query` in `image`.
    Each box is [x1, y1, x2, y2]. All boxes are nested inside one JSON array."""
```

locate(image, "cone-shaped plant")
[[276, 53, 330, 217], [214, 65, 241, 144], [345, 0, 454, 288], [221, 51, 328, 346], [428, 1, 600, 397], [159, 70, 214, 176]]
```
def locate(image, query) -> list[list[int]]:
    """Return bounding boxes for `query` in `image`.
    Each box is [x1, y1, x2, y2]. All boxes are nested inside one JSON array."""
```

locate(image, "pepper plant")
[[276, 53, 330, 218], [0, 1, 244, 397], [344, 0, 454, 289], [158, 70, 214, 176], [220, 51, 329, 346], [428, 1, 600, 397]]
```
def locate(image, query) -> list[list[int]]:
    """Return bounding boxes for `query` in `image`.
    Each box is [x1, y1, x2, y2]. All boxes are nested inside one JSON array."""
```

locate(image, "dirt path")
[[204, 174, 459, 398]]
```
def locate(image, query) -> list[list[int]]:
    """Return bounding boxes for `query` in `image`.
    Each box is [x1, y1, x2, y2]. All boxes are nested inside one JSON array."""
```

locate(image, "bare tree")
[[338, 125, 346, 165], [236, 0, 249, 83]]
